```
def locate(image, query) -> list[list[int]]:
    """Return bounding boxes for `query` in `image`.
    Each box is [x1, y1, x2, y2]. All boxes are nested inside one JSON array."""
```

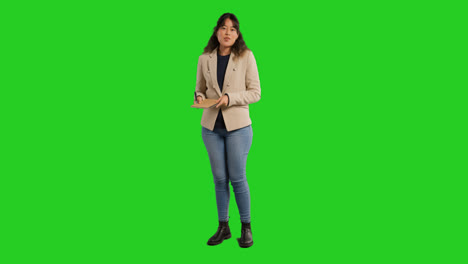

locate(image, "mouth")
[[224, 38, 230, 41]]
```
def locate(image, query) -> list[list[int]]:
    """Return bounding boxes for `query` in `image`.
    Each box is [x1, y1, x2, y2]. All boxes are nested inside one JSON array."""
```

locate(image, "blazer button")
[[227, 84, 230, 87], [233, 68, 236, 71]]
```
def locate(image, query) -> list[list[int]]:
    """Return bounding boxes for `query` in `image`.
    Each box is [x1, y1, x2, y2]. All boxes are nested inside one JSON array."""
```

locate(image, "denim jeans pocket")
[[202, 126, 215, 136]]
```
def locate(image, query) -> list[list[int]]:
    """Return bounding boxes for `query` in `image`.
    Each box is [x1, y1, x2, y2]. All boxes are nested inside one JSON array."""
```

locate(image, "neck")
[[218, 45, 231, 56]]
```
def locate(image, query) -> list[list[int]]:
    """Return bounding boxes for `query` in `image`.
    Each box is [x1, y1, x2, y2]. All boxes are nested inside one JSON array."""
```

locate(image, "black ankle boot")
[[207, 221, 231, 246], [238, 222, 253, 248]]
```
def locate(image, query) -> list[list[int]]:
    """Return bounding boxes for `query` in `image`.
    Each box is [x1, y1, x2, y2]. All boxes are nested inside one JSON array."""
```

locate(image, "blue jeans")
[[202, 125, 253, 223]]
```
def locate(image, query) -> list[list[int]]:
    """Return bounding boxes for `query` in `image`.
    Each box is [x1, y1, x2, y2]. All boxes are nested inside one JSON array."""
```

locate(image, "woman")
[[194, 13, 261, 248]]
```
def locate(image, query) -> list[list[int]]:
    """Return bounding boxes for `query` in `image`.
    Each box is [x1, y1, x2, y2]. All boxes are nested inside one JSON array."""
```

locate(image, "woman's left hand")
[[215, 95, 229, 108]]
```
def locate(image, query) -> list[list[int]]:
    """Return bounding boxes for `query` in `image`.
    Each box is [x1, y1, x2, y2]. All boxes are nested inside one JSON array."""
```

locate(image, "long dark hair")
[[203, 13, 250, 59]]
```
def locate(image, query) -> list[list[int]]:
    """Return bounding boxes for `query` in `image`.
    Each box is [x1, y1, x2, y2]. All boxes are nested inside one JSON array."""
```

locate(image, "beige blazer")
[[195, 47, 261, 131]]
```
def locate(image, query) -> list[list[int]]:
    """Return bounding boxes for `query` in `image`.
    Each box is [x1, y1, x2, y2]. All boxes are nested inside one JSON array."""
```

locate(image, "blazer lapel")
[[208, 47, 237, 97], [223, 52, 237, 93], [208, 48, 222, 97]]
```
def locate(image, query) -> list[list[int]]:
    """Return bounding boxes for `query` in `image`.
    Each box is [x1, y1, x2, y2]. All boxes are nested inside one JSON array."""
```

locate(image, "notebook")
[[191, 99, 218, 109]]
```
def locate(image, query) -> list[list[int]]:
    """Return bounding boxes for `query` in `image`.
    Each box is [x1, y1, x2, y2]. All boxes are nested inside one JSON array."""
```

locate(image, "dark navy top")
[[214, 52, 230, 129]]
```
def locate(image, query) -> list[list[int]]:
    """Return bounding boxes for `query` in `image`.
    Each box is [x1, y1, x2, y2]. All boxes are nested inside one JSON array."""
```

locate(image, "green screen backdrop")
[[1, 0, 465, 263]]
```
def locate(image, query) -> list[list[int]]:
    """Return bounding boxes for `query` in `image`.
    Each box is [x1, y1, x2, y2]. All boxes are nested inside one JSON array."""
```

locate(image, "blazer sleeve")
[[227, 51, 261, 106], [195, 55, 207, 100]]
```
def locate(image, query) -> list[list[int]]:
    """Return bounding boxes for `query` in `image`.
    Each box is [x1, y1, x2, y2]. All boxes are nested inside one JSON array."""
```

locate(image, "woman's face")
[[217, 18, 239, 49]]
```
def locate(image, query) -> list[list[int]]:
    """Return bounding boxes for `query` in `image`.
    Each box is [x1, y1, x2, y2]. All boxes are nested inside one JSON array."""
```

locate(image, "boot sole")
[[207, 234, 232, 246], [238, 240, 253, 248]]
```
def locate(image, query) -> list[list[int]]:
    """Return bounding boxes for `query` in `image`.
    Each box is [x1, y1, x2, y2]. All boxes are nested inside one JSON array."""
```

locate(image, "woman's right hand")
[[194, 96, 203, 104]]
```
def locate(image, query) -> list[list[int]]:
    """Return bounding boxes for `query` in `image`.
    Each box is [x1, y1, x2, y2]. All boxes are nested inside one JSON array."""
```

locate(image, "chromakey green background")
[[1, 0, 465, 263]]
